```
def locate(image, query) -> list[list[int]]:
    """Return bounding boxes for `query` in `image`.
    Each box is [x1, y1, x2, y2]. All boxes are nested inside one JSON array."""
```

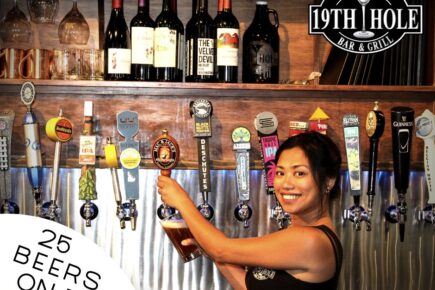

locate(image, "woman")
[[157, 131, 343, 290]]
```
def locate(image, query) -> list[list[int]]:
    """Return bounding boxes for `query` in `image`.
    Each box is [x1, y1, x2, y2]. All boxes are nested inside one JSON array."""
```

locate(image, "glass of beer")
[[160, 217, 202, 263]]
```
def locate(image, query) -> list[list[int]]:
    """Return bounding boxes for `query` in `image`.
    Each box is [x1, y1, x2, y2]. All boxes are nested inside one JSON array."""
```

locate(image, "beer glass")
[[160, 217, 202, 263], [52, 48, 80, 80], [19, 48, 53, 79], [0, 48, 26, 79]]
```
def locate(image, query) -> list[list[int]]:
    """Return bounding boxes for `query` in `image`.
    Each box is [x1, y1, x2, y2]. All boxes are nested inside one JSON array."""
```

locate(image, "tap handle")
[[415, 109, 435, 204], [391, 107, 414, 194]]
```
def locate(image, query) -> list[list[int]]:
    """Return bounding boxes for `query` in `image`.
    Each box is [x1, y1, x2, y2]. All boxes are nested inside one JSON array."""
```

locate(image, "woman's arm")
[[215, 262, 247, 290], [157, 176, 333, 272]]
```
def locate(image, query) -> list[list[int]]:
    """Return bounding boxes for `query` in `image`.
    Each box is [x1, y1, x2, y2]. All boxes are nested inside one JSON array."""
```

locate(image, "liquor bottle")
[[242, 1, 279, 83], [215, 0, 239, 83], [104, 0, 131, 81], [130, 0, 155, 81], [154, 0, 184, 82], [185, 0, 216, 82]]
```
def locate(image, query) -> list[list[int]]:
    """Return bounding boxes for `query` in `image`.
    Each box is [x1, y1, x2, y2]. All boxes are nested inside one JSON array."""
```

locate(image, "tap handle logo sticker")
[[152, 129, 180, 177], [416, 109, 435, 204], [190, 99, 213, 137]]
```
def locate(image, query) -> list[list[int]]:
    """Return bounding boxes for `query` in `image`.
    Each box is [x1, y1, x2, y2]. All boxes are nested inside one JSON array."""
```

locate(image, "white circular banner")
[[0, 214, 135, 290]]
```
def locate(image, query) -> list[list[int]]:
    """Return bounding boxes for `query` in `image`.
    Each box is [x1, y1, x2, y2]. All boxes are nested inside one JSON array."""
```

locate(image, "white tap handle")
[[416, 109, 435, 204]]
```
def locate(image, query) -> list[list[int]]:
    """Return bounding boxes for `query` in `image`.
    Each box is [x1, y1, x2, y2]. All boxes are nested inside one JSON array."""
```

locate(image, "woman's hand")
[[157, 176, 192, 210]]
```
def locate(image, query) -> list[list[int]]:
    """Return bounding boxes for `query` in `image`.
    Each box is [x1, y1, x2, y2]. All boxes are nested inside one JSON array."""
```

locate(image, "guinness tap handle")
[[391, 107, 414, 194], [386, 106, 414, 242]]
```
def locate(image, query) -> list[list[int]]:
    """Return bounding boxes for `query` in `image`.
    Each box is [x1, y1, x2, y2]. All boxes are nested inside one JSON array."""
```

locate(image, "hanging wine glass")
[[0, 0, 32, 44], [27, 0, 59, 24], [58, 0, 90, 45]]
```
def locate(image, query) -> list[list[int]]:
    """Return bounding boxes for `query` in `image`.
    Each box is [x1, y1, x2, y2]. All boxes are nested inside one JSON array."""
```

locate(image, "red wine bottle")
[[243, 1, 279, 83], [154, 0, 184, 82], [104, 0, 131, 81], [215, 0, 239, 83], [130, 0, 155, 81], [185, 0, 197, 81], [185, 0, 216, 82]]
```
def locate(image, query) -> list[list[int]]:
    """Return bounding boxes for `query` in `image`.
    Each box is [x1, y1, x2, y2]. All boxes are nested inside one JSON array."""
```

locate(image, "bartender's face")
[[274, 147, 320, 216]]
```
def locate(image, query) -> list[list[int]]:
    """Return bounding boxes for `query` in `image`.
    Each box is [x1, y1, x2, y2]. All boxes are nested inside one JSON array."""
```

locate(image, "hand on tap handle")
[[385, 107, 414, 242], [152, 129, 179, 220]]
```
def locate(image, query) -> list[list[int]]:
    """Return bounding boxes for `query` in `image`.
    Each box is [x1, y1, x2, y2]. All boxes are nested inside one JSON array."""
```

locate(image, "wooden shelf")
[[1, 80, 433, 170]]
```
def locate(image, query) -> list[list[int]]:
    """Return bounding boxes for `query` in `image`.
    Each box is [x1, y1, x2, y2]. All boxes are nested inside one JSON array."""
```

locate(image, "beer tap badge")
[[190, 99, 212, 137], [309, 0, 423, 54], [152, 137, 179, 170]]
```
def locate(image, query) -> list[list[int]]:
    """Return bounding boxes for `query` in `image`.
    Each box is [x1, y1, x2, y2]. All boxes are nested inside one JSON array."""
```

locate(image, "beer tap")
[[342, 114, 370, 231], [152, 129, 179, 220], [232, 127, 253, 228], [78, 101, 98, 227], [415, 109, 435, 228], [0, 111, 19, 214], [254, 111, 290, 229], [117, 111, 140, 230], [105, 137, 125, 229], [365, 101, 385, 217], [385, 107, 414, 242], [190, 99, 214, 220], [20, 82, 43, 216], [41, 110, 73, 222]]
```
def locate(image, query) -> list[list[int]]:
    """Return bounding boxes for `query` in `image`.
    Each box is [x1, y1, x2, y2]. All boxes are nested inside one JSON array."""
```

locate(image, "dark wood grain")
[[0, 81, 433, 169]]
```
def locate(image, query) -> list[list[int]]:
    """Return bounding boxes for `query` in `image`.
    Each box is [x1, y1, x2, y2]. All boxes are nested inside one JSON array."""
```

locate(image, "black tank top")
[[245, 225, 343, 290]]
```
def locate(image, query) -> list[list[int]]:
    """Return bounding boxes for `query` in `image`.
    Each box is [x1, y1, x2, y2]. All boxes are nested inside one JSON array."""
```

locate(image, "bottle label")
[[178, 33, 184, 71], [217, 28, 239, 66], [197, 38, 214, 76], [248, 41, 277, 79], [107, 48, 131, 74], [154, 27, 177, 68], [131, 27, 154, 65], [185, 38, 194, 77]]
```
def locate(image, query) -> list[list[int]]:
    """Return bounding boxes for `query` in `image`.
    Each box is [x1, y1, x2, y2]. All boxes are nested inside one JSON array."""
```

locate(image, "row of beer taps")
[[1, 82, 434, 238], [342, 103, 435, 241]]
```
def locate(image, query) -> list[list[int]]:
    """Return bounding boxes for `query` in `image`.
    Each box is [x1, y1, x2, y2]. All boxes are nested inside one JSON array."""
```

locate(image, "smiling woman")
[[157, 131, 343, 290]]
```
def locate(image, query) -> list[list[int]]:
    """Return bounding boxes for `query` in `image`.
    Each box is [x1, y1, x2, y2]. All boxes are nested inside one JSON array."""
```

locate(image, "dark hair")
[[275, 131, 342, 206]]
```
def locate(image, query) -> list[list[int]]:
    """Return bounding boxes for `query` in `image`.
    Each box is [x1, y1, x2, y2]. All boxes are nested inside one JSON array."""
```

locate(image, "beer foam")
[[161, 220, 188, 229]]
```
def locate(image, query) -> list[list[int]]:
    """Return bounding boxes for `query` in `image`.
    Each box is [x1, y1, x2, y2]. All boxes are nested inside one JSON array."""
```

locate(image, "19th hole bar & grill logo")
[[309, 0, 423, 54]]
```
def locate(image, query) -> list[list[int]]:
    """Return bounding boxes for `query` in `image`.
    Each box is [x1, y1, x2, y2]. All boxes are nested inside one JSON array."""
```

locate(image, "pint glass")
[[160, 217, 202, 263]]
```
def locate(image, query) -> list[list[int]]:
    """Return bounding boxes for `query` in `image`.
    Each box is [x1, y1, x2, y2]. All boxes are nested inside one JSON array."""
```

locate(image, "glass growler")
[[242, 1, 279, 83]]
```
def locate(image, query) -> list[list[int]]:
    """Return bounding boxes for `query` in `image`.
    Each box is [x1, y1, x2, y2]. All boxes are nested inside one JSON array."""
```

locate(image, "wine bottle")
[[215, 0, 239, 83], [104, 0, 131, 81], [154, 0, 184, 82], [242, 1, 279, 83], [185, 0, 216, 82], [185, 0, 197, 82], [130, 0, 155, 81]]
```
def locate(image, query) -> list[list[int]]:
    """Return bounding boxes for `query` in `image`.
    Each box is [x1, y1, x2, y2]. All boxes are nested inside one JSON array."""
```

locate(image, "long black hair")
[[275, 131, 342, 206]]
